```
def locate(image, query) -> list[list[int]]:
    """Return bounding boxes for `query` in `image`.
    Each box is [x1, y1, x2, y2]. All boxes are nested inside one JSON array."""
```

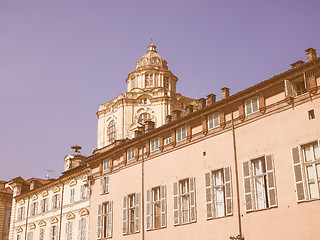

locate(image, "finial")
[[150, 38, 153, 44]]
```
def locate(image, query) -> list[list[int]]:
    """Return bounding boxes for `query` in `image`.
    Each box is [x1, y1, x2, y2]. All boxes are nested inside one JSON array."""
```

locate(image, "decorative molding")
[[53, 186, 60, 193], [38, 220, 46, 227], [29, 223, 36, 230], [66, 212, 76, 220], [79, 208, 89, 216], [19, 199, 25, 205], [69, 179, 77, 187], [42, 190, 48, 197], [82, 175, 88, 182], [32, 194, 38, 201], [16, 227, 23, 233], [50, 217, 58, 225]]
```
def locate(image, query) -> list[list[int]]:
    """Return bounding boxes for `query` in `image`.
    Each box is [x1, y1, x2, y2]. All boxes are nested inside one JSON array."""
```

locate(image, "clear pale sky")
[[0, 0, 319, 181]]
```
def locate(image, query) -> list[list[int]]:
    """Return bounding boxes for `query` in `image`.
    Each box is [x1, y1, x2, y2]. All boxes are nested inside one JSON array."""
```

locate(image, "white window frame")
[[207, 113, 220, 130], [40, 198, 48, 213], [65, 221, 73, 240], [173, 177, 196, 225], [50, 225, 58, 240], [146, 185, 166, 230], [70, 188, 75, 204], [145, 73, 154, 87], [245, 97, 259, 116], [150, 138, 159, 152], [103, 159, 110, 172], [52, 194, 60, 209], [293, 141, 320, 201], [78, 217, 87, 240], [39, 227, 45, 240], [176, 127, 187, 143], [284, 77, 308, 98], [30, 202, 38, 216], [127, 148, 135, 162], [100, 176, 109, 195], [242, 155, 277, 212], [164, 137, 172, 145], [99, 201, 113, 239], [17, 206, 25, 220], [122, 193, 140, 235], [81, 183, 90, 199]]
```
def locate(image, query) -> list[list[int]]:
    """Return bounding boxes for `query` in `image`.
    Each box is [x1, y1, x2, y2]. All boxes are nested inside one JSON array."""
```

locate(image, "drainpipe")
[[141, 143, 145, 240], [24, 196, 30, 240], [227, 100, 244, 240], [58, 180, 65, 240]]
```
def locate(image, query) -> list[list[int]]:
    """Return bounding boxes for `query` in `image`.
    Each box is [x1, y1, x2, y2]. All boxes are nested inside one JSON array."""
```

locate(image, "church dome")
[[136, 44, 168, 70]]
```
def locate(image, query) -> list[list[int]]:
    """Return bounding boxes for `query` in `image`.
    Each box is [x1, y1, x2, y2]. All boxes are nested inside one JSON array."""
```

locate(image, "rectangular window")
[[164, 137, 172, 145], [122, 193, 140, 235], [65, 221, 73, 240], [146, 186, 166, 230], [50, 226, 58, 240], [27, 232, 34, 240], [292, 140, 320, 202], [70, 189, 75, 204], [208, 113, 220, 130], [52, 194, 60, 209], [150, 138, 159, 152], [176, 127, 187, 143], [164, 76, 169, 89], [242, 155, 277, 212], [40, 198, 48, 213], [17, 233, 21, 240], [100, 176, 109, 195], [39, 228, 45, 240], [97, 201, 113, 239], [17, 206, 25, 220], [204, 167, 232, 219], [103, 159, 110, 171], [79, 217, 87, 240], [173, 177, 196, 225], [145, 74, 154, 87], [127, 148, 135, 162], [81, 183, 90, 199], [245, 98, 259, 116], [30, 202, 38, 216]]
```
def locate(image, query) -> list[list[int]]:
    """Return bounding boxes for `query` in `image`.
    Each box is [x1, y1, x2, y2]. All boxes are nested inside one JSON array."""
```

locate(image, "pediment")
[[19, 199, 25, 205], [38, 220, 46, 227], [42, 190, 48, 197], [66, 212, 75, 220], [50, 217, 58, 225], [16, 226, 23, 233], [80, 208, 89, 216], [69, 179, 77, 187], [53, 186, 60, 193], [29, 223, 36, 230], [32, 194, 38, 201]]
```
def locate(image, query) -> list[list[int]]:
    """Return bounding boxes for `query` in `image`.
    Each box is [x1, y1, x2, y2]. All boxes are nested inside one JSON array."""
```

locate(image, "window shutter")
[[238, 103, 245, 121], [146, 189, 152, 230], [54, 226, 58, 240], [160, 185, 167, 228], [122, 196, 128, 235], [65, 223, 68, 240], [83, 218, 87, 240], [173, 181, 179, 225], [135, 148, 139, 161], [134, 192, 140, 233], [78, 220, 81, 240], [45, 200, 48, 212], [189, 177, 196, 222], [265, 155, 277, 207], [100, 178, 104, 195], [284, 79, 294, 97], [243, 161, 254, 211], [97, 204, 102, 239], [224, 167, 233, 215], [40, 200, 43, 213], [51, 196, 54, 209], [50, 227, 53, 240], [70, 221, 73, 240], [105, 176, 109, 193], [259, 96, 266, 113], [291, 146, 306, 202], [81, 186, 84, 199], [57, 194, 61, 207], [186, 125, 192, 141], [204, 172, 214, 219], [219, 112, 225, 128], [107, 201, 113, 238]]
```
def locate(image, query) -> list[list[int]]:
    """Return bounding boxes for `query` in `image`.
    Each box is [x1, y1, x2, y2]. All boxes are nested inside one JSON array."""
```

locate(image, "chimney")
[[305, 48, 317, 62], [221, 87, 230, 99], [145, 120, 155, 132], [207, 94, 216, 106], [133, 129, 143, 138], [290, 60, 305, 69], [198, 98, 206, 109], [166, 115, 173, 124], [172, 110, 182, 120], [186, 105, 194, 115]]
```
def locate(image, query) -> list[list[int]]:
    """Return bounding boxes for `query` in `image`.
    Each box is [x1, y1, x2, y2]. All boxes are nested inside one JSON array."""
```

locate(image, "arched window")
[[107, 120, 115, 143], [145, 74, 154, 87], [138, 113, 151, 125]]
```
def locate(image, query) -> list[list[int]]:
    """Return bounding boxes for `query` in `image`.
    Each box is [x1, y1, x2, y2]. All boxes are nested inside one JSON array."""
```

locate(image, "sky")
[[0, 0, 319, 181]]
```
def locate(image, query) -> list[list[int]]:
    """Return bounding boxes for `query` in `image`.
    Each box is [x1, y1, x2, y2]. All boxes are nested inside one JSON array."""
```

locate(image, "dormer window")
[[245, 98, 259, 116], [285, 78, 307, 97], [145, 74, 154, 87]]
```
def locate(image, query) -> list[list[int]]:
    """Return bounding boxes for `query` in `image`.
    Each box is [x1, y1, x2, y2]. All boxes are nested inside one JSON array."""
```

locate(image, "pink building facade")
[[87, 47, 320, 240]]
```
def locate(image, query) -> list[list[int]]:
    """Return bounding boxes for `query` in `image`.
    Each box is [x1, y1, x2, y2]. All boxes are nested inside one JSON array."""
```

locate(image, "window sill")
[[174, 220, 196, 227], [246, 205, 277, 214], [206, 214, 233, 221]]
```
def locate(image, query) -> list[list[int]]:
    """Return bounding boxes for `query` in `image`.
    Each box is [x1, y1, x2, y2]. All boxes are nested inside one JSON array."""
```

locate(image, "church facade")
[[7, 45, 320, 240]]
